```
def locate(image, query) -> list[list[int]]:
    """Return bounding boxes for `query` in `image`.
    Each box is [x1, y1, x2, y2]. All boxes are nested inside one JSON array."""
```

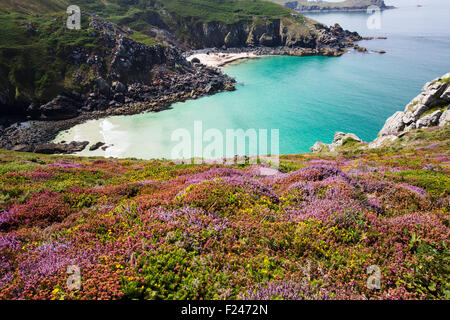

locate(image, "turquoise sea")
[[55, 0, 450, 159]]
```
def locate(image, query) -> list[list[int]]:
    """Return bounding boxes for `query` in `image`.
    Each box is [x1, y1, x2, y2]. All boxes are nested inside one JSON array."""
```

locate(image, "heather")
[[0, 127, 449, 300]]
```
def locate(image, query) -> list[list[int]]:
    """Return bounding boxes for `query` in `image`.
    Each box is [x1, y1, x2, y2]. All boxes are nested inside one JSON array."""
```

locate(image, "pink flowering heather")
[[0, 125, 449, 300]]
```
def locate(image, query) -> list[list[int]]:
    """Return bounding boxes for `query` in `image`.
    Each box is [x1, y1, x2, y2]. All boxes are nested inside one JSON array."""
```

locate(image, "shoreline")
[[187, 52, 259, 68]]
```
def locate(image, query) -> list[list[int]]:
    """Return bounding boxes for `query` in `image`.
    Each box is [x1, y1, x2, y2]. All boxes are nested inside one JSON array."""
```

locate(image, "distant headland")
[[270, 0, 396, 13]]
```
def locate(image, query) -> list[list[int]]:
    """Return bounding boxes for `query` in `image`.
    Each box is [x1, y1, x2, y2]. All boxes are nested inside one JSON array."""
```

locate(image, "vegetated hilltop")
[[0, 122, 448, 300], [270, 0, 394, 13], [5, 0, 343, 48]]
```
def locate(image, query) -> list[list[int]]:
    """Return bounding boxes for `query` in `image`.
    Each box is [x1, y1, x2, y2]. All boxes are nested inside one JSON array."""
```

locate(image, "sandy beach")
[[187, 52, 258, 68]]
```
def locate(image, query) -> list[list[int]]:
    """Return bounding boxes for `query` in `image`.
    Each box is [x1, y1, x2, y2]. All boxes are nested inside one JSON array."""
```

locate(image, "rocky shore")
[[310, 72, 450, 153], [0, 63, 236, 153]]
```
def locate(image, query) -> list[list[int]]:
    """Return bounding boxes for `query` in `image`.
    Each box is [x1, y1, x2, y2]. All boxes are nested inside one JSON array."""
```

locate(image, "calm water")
[[55, 0, 450, 159]]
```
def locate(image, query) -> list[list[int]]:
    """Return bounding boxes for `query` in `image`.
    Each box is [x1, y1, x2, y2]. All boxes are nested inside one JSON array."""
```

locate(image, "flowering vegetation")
[[0, 126, 449, 300]]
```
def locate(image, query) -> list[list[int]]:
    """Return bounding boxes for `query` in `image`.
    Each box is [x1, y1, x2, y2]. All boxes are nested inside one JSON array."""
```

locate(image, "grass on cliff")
[[0, 9, 103, 103], [0, 0, 296, 25], [161, 0, 291, 23], [0, 4, 160, 105]]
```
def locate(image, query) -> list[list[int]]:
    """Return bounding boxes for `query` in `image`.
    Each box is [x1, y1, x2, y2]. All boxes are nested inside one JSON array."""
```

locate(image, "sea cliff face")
[[310, 72, 450, 153], [163, 15, 360, 51], [379, 73, 450, 136], [0, 14, 234, 120]]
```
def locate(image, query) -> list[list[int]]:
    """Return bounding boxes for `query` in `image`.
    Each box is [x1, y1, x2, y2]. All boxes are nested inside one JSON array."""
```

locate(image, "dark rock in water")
[[353, 45, 368, 53], [34, 141, 89, 154], [89, 142, 105, 151], [191, 57, 200, 63], [101, 144, 113, 151]]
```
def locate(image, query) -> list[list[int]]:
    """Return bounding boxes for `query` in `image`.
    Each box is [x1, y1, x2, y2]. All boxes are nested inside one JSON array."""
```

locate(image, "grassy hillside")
[[0, 9, 102, 106], [160, 0, 291, 23], [0, 0, 68, 14], [0, 126, 449, 299], [0, 0, 294, 26]]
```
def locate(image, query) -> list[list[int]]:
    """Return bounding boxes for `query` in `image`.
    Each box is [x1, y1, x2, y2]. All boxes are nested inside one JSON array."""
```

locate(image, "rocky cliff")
[[0, 13, 234, 120], [378, 73, 450, 136], [161, 14, 360, 52], [311, 72, 450, 153]]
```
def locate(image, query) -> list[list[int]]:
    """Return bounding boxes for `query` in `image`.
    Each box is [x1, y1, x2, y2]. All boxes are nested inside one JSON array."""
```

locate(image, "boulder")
[[402, 101, 428, 124], [37, 95, 82, 120], [420, 80, 447, 107], [112, 81, 126, 93], [440, 85, 450, 102], [310, 141, 329, 153], [368, 135, 398, 149], [332, 132, 362, 147], [96, 78, 110, 95], [89, 141, 106, 151], [379, 111, 405, 136], [34, 141, 89, 154], [310, 132, 362, 153], [438, 108, 450, 127], [11, 144, 33, 152], [416, 110, 442, 129], [378, 72, 450, 136]]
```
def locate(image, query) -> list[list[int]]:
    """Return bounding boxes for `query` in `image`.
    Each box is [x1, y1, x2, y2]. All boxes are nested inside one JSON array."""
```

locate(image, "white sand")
[[187, 52, 257, 68]]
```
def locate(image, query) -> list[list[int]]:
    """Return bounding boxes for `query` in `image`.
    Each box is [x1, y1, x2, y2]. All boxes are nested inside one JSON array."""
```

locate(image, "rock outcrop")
[[378, 72, 450, 137], [0, 14, 237, 152], [310, 72, 450, 153], [310, 131, 363, 152], [33, 141, 89, 154]]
